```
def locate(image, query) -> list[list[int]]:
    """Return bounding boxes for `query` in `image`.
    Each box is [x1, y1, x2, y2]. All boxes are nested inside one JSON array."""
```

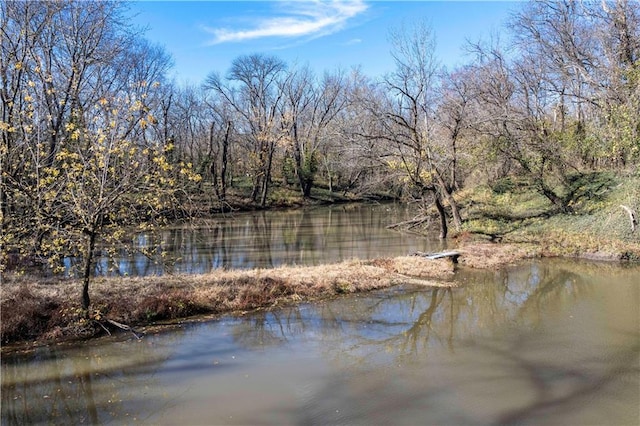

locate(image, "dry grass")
[[5, 237, 628, 347], [458, 243, 542, 269], [1, 256, 457, 346]]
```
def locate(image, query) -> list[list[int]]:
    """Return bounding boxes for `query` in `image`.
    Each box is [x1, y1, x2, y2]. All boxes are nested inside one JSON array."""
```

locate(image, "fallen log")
[[412, 250, 461, 263]]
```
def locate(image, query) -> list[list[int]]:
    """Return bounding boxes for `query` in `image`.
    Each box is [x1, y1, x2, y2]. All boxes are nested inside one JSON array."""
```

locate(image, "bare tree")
[[204, 54, 287, 206], [380, 20, 462, 238], [281, 65, 347, 198]]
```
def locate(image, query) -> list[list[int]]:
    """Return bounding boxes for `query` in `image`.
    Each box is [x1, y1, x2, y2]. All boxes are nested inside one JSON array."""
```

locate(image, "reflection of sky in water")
[[63, 204, 444, 277]]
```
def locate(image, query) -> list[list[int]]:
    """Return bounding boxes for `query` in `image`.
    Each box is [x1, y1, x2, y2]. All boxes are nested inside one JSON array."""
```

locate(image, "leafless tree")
[[380, 20, 462, 238], [281, 65, 347, 198], [204, 54, 287, 206]]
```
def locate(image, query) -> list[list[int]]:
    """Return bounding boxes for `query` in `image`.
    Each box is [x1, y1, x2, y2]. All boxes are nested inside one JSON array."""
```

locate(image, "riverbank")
[[3, 172, 639, 349], [0, 255, 441, 346], [3, 228, 640, 349], [1, 243, 541, 348], [2, 237, 638, 349]]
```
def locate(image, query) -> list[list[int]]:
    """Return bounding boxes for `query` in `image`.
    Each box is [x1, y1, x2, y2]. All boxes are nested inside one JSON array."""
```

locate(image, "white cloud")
[[204, 1, 368, 44], [344, 38, 362, 45]]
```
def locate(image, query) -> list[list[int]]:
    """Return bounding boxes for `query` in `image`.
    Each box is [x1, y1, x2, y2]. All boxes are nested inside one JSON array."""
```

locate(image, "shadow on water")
[[2, 259, 639, 424]]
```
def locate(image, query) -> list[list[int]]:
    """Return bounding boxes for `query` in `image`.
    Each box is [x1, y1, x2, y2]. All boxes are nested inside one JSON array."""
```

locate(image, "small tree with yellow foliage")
[[7, 88, 200, 311]]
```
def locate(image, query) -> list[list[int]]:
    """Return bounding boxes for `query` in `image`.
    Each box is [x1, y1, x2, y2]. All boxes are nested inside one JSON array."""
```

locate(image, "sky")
[[129, 1, 521, 85]]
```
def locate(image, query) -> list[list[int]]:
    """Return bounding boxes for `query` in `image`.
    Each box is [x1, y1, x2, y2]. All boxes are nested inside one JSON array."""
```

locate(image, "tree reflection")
[[1, 333, 183, 425], [65, 204, 437, 277], [226, 261, 602, 368], [3, 260, 637, 425]]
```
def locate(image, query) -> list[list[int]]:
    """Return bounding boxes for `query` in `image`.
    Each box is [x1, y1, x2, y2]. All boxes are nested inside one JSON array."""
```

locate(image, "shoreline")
[[3, 239, 638, 351]]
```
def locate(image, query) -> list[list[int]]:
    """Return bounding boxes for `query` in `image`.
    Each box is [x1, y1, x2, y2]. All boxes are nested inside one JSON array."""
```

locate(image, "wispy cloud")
[[204, 1, 368, 45], [343, 38, 362, 45]]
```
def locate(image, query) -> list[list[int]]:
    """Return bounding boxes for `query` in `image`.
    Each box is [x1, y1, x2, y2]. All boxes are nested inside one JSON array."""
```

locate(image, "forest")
[[1, 0, 639, 303]]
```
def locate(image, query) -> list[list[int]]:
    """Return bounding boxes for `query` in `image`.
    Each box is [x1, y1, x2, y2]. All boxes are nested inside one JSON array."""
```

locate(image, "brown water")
[[65, 203, 443, 277], [2, 260, 639, 425]]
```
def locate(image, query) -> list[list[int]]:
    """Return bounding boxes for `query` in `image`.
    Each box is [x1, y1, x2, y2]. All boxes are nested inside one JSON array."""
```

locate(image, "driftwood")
[[620, 205, 637, 232], [412, 250, 461, 263]]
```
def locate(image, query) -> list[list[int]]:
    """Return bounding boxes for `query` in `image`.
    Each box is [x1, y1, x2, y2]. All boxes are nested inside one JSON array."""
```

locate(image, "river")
[[2, 205, 639, 425], [66, 203, 444, 277]]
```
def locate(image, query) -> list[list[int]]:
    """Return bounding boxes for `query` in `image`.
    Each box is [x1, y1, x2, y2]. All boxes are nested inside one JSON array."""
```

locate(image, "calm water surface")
[[2, 260, 639, 425], [74, 203, 443, 277]]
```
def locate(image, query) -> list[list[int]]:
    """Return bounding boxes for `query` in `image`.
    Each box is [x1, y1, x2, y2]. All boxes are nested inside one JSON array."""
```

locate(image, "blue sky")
[[130, 1, 520, 85]]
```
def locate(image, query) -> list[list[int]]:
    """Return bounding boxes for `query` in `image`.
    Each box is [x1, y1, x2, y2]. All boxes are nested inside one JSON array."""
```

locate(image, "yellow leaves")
[[0, 122, 15, 132], [153, 155, 171, 172], [179, 162, 202, 182], [419, 169, 434, 184], [386, 159, 401, 169], [14, 62, 23, 70], [43, 189, 59, 202], [43, 167, 60, 179], [70, 129, 81, 141], [55, 149, 80, 162], [129, 99, 144, 112]]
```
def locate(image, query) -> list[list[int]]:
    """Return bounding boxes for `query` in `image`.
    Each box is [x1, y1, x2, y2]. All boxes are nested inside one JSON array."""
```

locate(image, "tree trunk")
[[301, 180, 313, 198], [81, 230, 97, 311], [260, 143, 275, 207], [537, 178, 570, 213], [434, 195, 448, 239], [209, 122, 220, 200], [434, 171, 462, 231], [220, 121, 231, 201]]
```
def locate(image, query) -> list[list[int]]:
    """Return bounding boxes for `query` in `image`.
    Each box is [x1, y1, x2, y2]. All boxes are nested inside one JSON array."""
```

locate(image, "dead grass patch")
[[2, 256, 460, 346], [458, 243, 541, 269]]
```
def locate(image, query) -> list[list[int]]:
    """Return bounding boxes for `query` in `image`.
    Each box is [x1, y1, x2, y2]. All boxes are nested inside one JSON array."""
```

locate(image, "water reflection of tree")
[[282, 262, 639, 425], [0, 333, 185, 425], [227, 262, 597, 367], [231, 308, 309, 348], [482, 333, 640, 425], [76, 204, 438, 277]]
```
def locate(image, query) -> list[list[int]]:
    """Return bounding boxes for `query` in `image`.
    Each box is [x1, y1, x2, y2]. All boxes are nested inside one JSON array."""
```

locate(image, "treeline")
[[1, 1, 639, 292]]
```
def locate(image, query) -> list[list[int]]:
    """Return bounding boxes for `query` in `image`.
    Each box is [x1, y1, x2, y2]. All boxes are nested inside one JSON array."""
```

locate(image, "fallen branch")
[[105, 318, 143, 340], [412, 250, 461, 263], [620, 205, 637, 232], [386, 215, 428, 229]]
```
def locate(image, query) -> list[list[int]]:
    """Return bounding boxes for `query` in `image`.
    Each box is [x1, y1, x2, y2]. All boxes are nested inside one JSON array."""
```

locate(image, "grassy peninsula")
[[2, 172, 639, 349]]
